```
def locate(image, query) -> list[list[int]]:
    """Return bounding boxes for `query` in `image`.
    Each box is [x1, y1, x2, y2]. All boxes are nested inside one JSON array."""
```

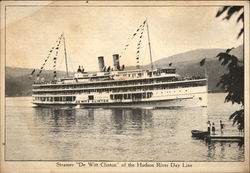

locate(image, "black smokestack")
[[113, 54, 120, 71], [98, 56, 105, 71]]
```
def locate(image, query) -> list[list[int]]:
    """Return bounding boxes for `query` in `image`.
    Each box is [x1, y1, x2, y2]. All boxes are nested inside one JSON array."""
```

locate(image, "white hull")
[[32, 86, 207, 108]]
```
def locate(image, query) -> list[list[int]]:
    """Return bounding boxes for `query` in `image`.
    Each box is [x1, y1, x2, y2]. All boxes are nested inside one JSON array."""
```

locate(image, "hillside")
[[5, 45, 243, 96]]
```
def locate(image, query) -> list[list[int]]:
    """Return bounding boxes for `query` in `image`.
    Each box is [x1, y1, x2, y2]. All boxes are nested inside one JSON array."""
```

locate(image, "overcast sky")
[[4, 3, 243, 72]]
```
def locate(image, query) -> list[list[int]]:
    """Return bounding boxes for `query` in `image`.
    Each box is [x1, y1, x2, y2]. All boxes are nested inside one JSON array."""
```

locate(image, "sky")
[[4, 2, 244, 72]]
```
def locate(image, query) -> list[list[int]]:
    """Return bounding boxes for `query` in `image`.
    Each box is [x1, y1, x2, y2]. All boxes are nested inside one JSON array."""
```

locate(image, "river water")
[[5, 93, 244, 161]]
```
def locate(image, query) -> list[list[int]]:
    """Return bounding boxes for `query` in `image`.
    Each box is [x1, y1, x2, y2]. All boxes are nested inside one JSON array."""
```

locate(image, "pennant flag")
[[30, 69, 35, 75], [200, 58, 206, 66]]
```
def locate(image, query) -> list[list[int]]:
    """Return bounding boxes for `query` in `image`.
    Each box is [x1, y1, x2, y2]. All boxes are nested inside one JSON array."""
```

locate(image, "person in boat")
[[207, 121, 211, 134], [220, 120, 225, 135], [211, 122, 215, 135]]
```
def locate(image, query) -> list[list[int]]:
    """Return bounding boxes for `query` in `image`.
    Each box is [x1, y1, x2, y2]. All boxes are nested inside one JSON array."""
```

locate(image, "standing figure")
[[207, 121, 211, 134], [211, 122, 215, 135], [220, 120, 224, 135]]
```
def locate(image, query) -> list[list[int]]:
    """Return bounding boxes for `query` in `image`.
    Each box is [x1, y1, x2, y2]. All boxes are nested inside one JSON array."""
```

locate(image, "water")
[[5, 93, 244, 161]]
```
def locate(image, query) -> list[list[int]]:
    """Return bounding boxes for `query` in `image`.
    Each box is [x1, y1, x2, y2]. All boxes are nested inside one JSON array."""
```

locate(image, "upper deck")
[[33, 68, 179, 87]]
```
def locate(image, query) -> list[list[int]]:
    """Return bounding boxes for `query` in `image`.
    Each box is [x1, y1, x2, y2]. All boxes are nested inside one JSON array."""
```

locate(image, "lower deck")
[[32, 86, 207, 108]]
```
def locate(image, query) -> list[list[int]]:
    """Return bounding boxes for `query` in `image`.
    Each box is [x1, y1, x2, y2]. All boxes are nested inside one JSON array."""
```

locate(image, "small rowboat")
[[191, 130, 209, 139]]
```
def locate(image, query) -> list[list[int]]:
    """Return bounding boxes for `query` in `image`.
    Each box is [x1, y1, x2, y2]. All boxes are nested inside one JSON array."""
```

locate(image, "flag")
[[200, 58, 206, 66], [30, 69, 35, 75]]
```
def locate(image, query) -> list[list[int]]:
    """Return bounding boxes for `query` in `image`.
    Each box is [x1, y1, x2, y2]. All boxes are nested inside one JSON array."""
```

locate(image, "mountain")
[[5, 45, 243, 96], [151, 45, 243, 92]]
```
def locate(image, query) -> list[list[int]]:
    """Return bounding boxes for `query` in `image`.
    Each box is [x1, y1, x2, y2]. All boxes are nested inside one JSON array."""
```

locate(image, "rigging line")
[[120, 21, 145, 58], [66, 54, 75, 74], [37, 35, 62, 77]]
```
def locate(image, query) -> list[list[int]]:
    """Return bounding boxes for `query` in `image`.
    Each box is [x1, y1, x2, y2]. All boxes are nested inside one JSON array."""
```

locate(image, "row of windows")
[[33, 81, 206, 95], [110, 92, 153, 100], [33, 76, 205, 90], [34, 96, 76, 102]]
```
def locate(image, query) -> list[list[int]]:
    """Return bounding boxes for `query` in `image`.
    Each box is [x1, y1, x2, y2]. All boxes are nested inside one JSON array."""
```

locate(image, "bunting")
[[136, 20, 146, 67], [37, 34, 63, 79], [120, 20, 147, 59]]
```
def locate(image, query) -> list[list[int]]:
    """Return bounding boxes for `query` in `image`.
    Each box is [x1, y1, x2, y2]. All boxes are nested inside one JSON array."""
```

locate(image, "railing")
[[32, 77, 206, 92], [32, 83, 207, 96]]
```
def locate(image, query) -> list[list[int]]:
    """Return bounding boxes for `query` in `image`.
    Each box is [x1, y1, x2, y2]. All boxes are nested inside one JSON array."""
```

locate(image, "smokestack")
[[98, 56, 105, 71], [113, 54, 120, 71]]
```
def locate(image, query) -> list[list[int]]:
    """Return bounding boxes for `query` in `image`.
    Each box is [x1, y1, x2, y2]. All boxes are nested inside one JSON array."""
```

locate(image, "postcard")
[[0, 0, 249, 172]]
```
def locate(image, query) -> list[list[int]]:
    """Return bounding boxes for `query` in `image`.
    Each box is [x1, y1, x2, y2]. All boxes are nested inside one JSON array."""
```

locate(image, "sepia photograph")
[[0, 0, 249, 172]]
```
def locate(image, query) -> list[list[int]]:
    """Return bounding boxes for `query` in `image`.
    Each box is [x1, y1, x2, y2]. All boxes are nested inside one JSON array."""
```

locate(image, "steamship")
[[31, 21, 207, 108]]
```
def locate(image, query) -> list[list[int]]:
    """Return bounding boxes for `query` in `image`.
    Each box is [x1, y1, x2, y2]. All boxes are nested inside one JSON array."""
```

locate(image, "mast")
[[146, 20, 154, 70], [62, 33, 69, 77]]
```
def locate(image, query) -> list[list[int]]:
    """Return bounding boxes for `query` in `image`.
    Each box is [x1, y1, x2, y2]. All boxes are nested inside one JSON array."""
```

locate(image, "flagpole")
[[62, 33, 69, 77], [146, 19, 154, 70]]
